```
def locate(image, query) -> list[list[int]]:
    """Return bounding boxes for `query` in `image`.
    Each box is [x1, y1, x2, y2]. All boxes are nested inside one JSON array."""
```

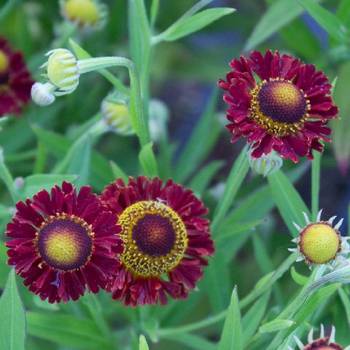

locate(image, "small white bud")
[[31, 82, 56, 106]]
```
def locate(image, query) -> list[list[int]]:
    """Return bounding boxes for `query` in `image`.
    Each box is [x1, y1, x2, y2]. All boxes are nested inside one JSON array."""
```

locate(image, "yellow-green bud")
[[248, 149, 283, 177], [46, 49, 79, 93], [299, 223, 340, 264], [101, 94, 134, 135]]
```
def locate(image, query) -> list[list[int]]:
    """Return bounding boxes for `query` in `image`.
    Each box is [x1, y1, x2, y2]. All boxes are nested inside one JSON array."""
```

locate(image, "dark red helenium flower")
[[100, 176, 214, 306], [305, 337, 343, 350], [0, 37, 33, 116], [6, 182, 122, 303], [218, 50, 338, 162]]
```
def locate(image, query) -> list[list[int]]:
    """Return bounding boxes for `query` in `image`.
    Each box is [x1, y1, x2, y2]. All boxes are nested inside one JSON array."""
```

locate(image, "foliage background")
[[0, 0, 350, 349]]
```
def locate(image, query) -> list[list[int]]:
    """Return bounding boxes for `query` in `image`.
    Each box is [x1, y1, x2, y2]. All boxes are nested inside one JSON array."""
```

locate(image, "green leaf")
[[218, 287, 243, 350], [212, 147, 250, 234], [0, 150, 18, 202], [245, 0, 307, 50], [27, 312, 112, 350], [33, 127, 113, 190], [139, 335, 149, 350], [0, 270, 26, 350], [189, 160, 224, 196], [175, 89, 220, 182], [0, 244, 11, 288], [54, 134, 92, 187], [259, 319, 295, 334], [157, 8, 235, 42], [311, 151, 321, 220], [139, 142, 159, 177], [110, 161, 128, 182], [339, 288, 350, 327], [337, 0, 350, 26], [267, 170, 310, 236], [290, 266, 309, 286], [21, 174, 78, 199], [164, 333, 216, 350], [297, 0, 348, 42], [242, 292, 270, 346]]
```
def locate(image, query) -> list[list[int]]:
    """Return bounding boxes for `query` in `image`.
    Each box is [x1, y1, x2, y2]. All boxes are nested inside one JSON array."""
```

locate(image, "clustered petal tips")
[[100, 176, 214, 306], [6, 182, 122, 303], [219, 50, 338, 163], [0, 37, 33, 117], [60, 0, 108, 30], [290, 325, 349, 350], [289, 210, 349, 266]]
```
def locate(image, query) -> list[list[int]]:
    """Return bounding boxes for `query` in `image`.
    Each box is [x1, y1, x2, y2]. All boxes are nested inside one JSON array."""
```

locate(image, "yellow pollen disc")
[[118, 200, 188, 277], [0, 50, 9, 73], [270, 83, 301, 107], [64, 0, 100, 26], [300, 223, 340, 264], [44, 232, 80, 265]]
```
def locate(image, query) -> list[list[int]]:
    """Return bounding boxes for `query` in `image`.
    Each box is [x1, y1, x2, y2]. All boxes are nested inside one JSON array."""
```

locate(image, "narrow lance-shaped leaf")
[[139, 142, 159, 177], [139, 335, 149, 350], [0, 269, 26, 350], [267, 170, 310, 236], [297, 0, 348, 42], [218, 287, 243, 350], [156, 8, 235, 42]]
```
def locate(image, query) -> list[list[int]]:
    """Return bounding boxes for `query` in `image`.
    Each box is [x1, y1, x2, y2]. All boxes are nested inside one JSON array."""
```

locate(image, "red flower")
[[100, 176, 214, 306], [219, 50, 338, 162], [305, 338, 343, 350], [6, 182, 122, 303], [0, 37, 33, 117]]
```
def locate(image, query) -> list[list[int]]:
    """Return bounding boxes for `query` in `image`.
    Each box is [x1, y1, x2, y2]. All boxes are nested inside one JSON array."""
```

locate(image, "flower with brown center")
[[6, 182, 122, 303], [0, 37, 33, 117], [100, 176, 214, 306], [218, 50, 338, 162], [290, 325, 349, 350]]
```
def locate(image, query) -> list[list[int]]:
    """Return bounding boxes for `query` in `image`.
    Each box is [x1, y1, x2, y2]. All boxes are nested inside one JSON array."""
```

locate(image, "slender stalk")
[[33, 141, 47, 174], [0, 150, 19, 202], [311, 151, 322, 220]]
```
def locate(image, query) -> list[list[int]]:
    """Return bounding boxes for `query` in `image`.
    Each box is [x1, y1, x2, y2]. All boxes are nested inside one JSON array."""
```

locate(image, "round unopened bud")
[[248, 149, 283, 177], [60, 0, 107, 30], [31, 82, 56, 106], [46, 49, 79, 94], [101, 93, 134, 135], [300, 223, 341, 264]]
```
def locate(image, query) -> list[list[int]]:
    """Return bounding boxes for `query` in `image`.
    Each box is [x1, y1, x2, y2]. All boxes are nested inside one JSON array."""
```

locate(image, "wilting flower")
[[6, 182, 121, 303], [289, 210, 349, 266], [60, 0, 107, 30], [101, 92, 134, 135], [100, 176, 214, 306], [219, 50, 338, 162], [290, 325, 349, 350], [0, 37, 33, 117]]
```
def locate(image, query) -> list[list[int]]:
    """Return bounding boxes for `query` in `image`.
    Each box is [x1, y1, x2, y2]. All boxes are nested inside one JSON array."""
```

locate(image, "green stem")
[[79, 57, 150, 147], [311, 151, 321, 220], [33, 141, 47, 174], [0, 151, 18, 202]]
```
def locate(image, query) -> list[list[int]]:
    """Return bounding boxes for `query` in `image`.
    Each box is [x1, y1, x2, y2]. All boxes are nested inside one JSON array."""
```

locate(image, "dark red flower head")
[[6, 182, 122, 303], [0, 37, 33, 117], [304, 337, 343, 350], [219, 50, 338, 162], [100, 176, 214, 306]]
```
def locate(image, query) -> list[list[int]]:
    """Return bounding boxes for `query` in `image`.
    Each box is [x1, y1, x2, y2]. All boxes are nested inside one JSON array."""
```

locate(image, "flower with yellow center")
[[60, 0, 107, 30], [0, 50, 9, 74], [289, 325, 349, 350], [289, 210, 349, 266]]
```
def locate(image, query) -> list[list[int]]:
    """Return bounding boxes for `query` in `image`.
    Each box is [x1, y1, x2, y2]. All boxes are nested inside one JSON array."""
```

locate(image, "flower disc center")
[[300, 223, 340, 264], [37, 215, 93, 271], [0, 50, 9, 74], [257, 80, 307, 123], [119, 200, 188, 277], [132, 214, 176, 256], [305, 340, 343, 350]]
